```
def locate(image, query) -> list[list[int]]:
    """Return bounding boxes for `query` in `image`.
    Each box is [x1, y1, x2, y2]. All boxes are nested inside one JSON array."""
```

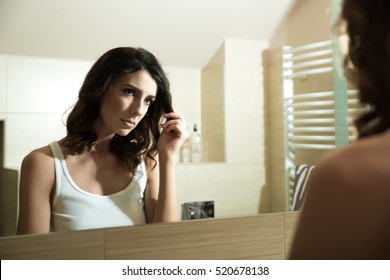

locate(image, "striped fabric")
[[290, 164, 315, 211]]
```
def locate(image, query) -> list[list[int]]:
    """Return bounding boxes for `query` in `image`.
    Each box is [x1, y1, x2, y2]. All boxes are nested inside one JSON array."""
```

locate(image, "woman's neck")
[[91, 134, 114, 154]]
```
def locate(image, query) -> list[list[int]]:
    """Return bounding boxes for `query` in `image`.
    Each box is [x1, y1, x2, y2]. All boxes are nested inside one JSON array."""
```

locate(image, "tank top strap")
[[48, 141, 65, 206]]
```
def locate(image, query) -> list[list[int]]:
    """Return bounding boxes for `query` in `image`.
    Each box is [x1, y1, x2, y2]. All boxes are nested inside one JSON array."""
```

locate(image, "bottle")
[[180, 139, 191, 163], [189, 124, 202, 162]]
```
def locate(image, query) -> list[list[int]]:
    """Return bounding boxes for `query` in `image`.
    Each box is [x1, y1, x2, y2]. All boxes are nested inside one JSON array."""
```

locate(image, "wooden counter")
[[0, 211, 299, 260]]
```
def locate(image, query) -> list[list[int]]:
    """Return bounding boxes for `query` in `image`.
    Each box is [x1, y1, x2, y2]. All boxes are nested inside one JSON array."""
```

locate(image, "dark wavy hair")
[[341, 0, 390, 138], [62, 47, 173, 171]]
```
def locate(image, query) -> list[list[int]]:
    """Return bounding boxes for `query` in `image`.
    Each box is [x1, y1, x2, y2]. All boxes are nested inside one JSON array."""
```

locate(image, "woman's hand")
[[158, 112, 188, 157]]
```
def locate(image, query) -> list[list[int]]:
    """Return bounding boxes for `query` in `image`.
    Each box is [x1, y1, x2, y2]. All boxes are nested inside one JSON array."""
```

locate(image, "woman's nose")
[[130, 99, 145, 116]]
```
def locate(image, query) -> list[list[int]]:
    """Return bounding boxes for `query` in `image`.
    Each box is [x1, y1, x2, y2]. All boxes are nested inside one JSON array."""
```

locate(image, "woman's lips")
[[121, 119, 136, 128]]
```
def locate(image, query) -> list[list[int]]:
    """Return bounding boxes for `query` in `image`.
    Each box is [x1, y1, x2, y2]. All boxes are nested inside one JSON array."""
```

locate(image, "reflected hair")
[[341, 0, 390, 138], [63, 47, 173, 171]]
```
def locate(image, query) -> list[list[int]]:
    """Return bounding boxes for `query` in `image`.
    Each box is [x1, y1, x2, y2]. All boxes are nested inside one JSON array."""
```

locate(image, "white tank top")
[[49, 141, 147, 232]]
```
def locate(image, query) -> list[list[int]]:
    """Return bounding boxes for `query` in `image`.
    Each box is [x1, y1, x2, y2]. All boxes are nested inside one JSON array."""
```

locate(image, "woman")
[[290, 0, 390, 259], [16, 47, 188, 234]]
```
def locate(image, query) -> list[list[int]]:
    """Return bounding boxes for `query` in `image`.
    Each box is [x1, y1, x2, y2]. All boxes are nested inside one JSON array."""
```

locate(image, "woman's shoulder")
[[22, 145, 54, 170], [320, 132, 390, 167], [313, 132, 390, 193]]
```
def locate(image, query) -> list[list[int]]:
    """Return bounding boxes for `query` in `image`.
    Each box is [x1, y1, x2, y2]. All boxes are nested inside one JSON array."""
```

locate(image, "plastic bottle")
[[189, 124, 202, 162]]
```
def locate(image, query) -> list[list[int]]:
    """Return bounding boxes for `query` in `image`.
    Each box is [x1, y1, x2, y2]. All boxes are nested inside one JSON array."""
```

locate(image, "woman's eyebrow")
[[123, 83, 138, 89], [123, 83, 156, 98]]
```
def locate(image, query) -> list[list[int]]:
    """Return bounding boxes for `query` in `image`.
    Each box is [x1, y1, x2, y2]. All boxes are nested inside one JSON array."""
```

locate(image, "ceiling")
[[0, 0, 296, 68]]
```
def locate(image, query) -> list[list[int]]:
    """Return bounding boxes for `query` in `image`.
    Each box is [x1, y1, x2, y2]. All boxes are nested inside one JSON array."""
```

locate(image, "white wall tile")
[[4, 113, 66, 168], [6, 56, 92, 113], [224, 65, 264, 165], [165, 66, 201, 133], [0, 55, 6, 115], [176, 163, 264, 219]]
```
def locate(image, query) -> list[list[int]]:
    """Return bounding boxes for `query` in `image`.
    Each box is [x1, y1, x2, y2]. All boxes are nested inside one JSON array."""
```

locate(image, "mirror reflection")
[[0, 0, 336, 237]]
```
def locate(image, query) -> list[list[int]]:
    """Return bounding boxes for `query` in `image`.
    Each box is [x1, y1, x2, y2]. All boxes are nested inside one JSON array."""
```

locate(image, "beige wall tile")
[[270, 0, 332, 48], [201, 66, 225, 162]]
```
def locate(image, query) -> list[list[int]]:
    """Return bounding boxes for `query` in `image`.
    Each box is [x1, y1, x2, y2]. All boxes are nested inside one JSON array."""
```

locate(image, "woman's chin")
[[116, 128, 133, 137]]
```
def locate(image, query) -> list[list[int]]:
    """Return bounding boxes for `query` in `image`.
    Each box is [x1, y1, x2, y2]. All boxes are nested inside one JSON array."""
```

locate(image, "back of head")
[[341, 0, 390, 138]]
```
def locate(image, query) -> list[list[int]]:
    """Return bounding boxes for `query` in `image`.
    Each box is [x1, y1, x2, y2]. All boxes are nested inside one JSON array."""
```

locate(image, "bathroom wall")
[[201, 39, 267, 165], [263, 0, 333, 212], [194, 38, 268, 218]]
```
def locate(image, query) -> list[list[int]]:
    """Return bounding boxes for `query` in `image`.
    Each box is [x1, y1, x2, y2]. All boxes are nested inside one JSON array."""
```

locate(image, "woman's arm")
[[17, 147, 55, 234], [144, 153, 178, 223], [144, 112, 187, 223]]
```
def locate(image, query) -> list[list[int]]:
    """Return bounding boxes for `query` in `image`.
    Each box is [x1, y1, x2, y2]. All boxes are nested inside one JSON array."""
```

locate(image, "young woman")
[[16, 47, 188, 234], [290, 0, 390, 259]]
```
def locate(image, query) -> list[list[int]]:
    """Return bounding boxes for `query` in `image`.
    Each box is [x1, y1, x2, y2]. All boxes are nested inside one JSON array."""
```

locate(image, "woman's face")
[[98, 70, 158, 137]]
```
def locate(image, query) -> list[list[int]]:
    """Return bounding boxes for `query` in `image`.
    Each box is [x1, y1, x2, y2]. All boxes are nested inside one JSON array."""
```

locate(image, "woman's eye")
[[145, 98, 155, 106], [123, 88, 135, 95]]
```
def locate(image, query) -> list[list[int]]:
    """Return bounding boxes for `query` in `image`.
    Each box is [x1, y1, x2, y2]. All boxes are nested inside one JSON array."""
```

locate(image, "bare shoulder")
[[317, 133, 390, 182], [17, 145, 55, 234], [20, 145, 55, 191], [307, 132, 390, 207], [22, 145, 54, 169], [291, 133, 390, 259]]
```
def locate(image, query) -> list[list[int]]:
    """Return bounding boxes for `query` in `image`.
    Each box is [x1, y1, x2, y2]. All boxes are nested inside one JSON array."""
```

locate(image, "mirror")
[[0, 0, 335, 237]]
